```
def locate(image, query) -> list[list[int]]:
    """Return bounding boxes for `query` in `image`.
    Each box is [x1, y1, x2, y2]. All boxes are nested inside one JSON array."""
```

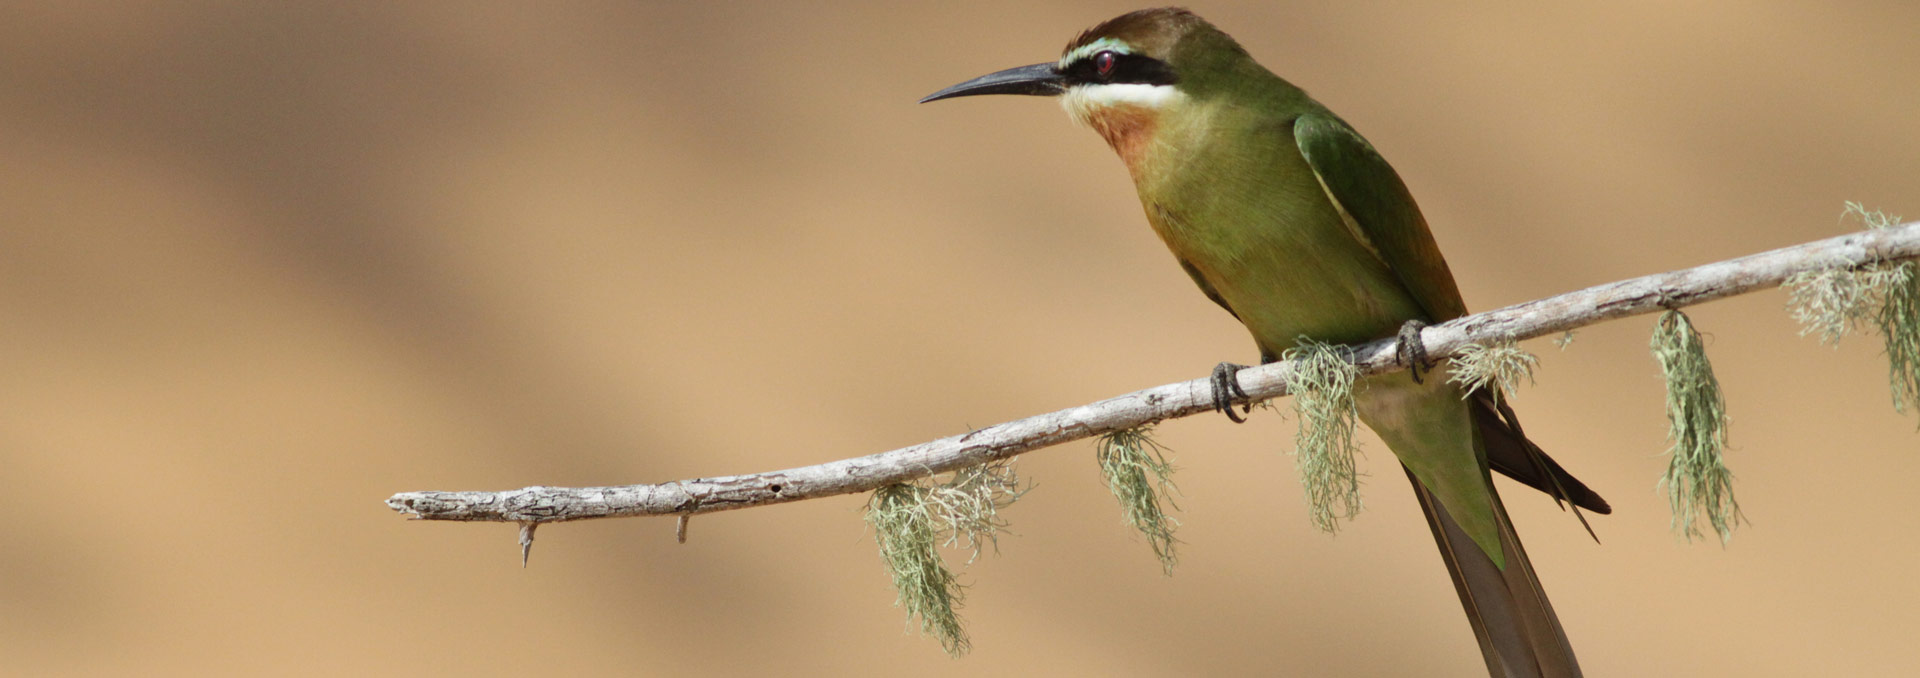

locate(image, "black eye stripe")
[[1063, 51, 1178, 87]]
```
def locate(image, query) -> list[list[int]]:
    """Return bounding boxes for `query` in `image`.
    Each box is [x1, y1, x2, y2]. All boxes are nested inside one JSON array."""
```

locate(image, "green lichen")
[[864, 461, 1024, 656], [1650, 310, 1744, 543], [1784, 202, 1918, 419], [1448, 336, 1539, 405], [1096, 426, 1181, 574], [1876, 260, 1919, 415], [1283, 339, 1363, 533]]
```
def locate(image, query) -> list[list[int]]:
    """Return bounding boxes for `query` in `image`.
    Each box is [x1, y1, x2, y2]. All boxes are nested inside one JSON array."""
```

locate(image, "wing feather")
[[1294, 113, 1469, 322]]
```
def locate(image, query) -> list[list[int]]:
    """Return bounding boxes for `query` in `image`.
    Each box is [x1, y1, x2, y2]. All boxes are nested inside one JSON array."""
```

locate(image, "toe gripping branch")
[[1214, 320, 1428, 423], [1397, 319, 1434, 384], [1211, 362, 1252, 423]]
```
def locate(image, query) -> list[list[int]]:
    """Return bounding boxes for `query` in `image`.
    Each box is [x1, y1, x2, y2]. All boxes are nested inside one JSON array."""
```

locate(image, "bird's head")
[[920, 8, 1255, 165]]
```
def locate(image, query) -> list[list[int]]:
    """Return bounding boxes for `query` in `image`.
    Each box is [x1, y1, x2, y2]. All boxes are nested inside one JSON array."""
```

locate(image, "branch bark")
[[386, 222, 1920, 525]]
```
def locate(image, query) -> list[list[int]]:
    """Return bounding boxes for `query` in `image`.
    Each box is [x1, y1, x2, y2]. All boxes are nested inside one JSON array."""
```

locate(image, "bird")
[[920, 8, 1610, 677]]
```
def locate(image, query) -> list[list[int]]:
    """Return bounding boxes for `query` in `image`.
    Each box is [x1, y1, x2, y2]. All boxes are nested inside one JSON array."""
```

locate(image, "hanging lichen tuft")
[[863, 461, 1024, 656], [1448, 336, 1539, 405], [1876, 259, 1919, 415], [1786, 260, 1878, 346], [1649, 310, 1744, 543], [1847, 202, 1920, 417], [1096, 426, 1181, 574], [1283, 339, 1363, 533], [1784, 202, 1919, 419]]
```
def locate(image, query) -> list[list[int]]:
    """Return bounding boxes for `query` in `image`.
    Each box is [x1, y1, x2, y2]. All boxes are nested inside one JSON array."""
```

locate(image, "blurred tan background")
[[3, 2, 1917, 676]]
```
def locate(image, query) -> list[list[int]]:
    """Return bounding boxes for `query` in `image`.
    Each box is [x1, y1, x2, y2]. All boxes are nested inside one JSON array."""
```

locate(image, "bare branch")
[[386, 222, 1920, 525]]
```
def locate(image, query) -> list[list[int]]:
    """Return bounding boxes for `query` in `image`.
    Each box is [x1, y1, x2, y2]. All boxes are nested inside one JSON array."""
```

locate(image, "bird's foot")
[[1396, 319, 1434, 384], [1210, 362, 1253, 423]]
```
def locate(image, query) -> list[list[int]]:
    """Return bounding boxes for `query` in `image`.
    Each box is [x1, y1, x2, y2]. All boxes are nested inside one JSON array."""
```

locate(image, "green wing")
[[1294, 113, 1469, 323]]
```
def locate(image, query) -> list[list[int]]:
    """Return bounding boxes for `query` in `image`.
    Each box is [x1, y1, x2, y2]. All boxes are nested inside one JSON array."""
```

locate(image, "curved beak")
[[919, 62, 1065, 103]]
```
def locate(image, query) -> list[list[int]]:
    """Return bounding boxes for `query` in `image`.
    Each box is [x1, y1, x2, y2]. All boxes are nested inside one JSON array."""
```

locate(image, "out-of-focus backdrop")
[[3, 2, 1916, 676]]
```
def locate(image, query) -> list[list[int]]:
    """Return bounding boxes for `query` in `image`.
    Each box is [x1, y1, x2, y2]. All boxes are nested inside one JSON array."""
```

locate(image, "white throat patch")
[[1061, 83, 1186, 128]]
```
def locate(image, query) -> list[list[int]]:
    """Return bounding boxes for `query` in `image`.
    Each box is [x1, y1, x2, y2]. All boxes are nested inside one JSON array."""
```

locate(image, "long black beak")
[[919, 62, 1065, 103]]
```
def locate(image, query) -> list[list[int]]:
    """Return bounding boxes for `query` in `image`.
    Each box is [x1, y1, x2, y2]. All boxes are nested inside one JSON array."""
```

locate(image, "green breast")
[[1136, 105, 1424, 356]]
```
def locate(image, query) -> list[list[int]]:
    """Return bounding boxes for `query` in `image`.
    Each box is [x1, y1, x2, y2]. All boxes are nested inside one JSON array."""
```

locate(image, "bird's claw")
[[1396, 319, 1434, 384], [1210, 362, 1252, 423]]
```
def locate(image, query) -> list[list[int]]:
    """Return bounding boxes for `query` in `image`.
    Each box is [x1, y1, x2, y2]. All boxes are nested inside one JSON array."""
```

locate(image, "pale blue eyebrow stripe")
[[1059, 38, 1133, 68]]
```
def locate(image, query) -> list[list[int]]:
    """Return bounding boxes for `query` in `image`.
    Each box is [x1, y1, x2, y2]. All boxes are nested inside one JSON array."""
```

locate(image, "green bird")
[[922, 8, 1610, 677]]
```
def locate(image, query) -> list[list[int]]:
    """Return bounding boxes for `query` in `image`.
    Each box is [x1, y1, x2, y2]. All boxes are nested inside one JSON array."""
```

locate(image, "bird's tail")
[[1406, 466, 1581, 678]]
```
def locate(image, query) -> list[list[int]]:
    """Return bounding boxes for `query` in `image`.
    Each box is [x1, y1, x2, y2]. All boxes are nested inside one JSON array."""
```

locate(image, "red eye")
[[1095, 51, 1116, 77]]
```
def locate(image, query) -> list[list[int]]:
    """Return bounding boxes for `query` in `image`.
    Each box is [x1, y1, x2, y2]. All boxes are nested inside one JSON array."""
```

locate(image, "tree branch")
[[386, 222, 1920, 525]]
